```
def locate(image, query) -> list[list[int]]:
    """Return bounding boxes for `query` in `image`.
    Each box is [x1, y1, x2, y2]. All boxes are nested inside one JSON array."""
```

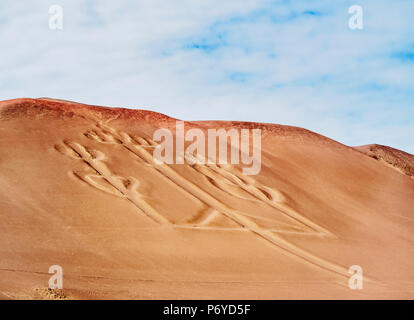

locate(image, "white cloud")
[[0, 0, 413, 152]]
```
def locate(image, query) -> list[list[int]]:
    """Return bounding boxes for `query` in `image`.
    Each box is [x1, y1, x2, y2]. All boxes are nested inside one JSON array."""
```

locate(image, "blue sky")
[[0, 0, 413, 152]]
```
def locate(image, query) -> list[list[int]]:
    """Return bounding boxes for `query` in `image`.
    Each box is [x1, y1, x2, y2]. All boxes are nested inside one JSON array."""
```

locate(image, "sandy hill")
[[355, 144, 414, 177], [0, 98, 413, 299]]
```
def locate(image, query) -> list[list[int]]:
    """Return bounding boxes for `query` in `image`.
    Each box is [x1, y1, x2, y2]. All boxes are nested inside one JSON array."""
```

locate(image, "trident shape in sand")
[[85, 122, 331, 235], [67, 121, 358, 280]]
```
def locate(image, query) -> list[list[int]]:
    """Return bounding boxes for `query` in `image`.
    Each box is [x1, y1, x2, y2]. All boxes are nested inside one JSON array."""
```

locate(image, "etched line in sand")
[[190, 160, 332, 235], [55, 140, 170, 225], [191, 209, 220, 226], [78, 122, 359, 280], [89, 123, 329, 235]]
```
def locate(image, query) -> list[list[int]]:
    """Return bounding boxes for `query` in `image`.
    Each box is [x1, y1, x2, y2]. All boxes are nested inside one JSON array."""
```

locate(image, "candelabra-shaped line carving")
[[78, 122, 356, 280]]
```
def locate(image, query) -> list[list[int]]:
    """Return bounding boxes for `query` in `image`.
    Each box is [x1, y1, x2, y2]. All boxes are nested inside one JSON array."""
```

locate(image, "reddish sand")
[[0, 98, 413, 299]]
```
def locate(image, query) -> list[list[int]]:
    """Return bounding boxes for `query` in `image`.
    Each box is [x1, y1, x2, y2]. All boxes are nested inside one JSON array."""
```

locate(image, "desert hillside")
[[355, 144, 414, 177], [0, 98, 413, 299]]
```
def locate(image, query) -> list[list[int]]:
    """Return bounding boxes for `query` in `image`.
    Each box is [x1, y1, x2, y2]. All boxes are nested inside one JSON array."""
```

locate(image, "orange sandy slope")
[[0, 98, 413, 299]]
